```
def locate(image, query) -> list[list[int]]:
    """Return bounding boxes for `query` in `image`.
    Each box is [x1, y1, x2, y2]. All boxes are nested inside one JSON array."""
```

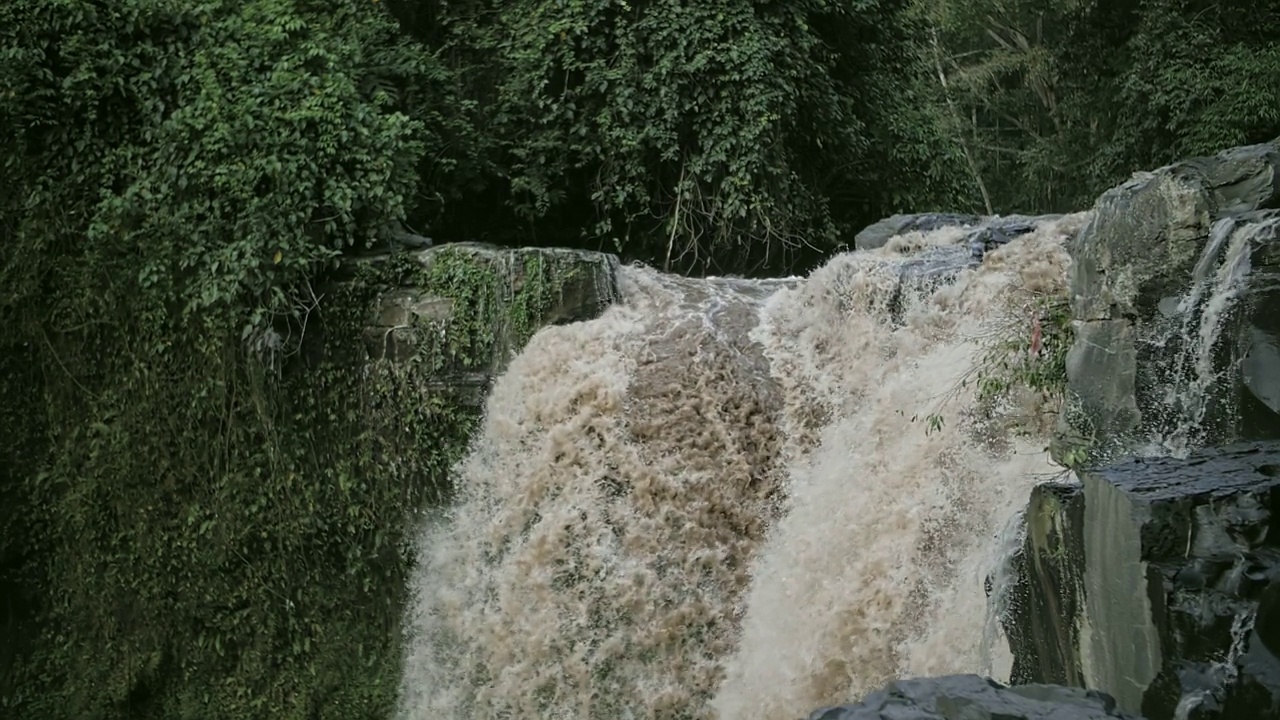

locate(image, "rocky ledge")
[[1003, 441, 1280, 720], [804, 674, 1136, 720], [335, 242, 620, 407], [850, 212, 1067, 323], [853, 212, 1063, 260]]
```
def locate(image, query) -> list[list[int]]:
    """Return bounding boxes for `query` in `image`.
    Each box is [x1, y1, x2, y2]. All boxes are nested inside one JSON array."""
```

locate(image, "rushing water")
[[1142, 215, 1275, 457], [397, 215, 1092, 719]]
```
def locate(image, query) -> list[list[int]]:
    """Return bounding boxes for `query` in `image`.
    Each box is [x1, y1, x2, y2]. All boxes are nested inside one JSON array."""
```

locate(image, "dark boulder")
[[852, 213, 1066, 323], [888, 244, 977, 322], [967, 214, 1065, 262], [1003, 441, 1280, 719], [803, 674, 1138, 720], [854, 212, 983, 251], [1003, 482, 1089, 690]]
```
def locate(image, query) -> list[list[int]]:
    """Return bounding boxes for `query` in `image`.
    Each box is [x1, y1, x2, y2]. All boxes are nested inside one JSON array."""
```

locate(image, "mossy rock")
[[339, 243, 620, 406]]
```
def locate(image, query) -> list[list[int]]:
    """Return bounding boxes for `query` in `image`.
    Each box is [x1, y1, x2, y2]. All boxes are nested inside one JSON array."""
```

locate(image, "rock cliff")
[[1052, 140, 1280, 464], [1002, 139, 1280, 720], [1004, 442, 1280, 719], [329, 242, 620, 501], [338, 242, 619, 406]]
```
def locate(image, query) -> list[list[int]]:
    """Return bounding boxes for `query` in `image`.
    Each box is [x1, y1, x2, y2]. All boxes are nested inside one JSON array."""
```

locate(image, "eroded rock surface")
[[854, 212, 983, 251], [1053, 140, 1280, 464], [804, 674, 1137, 720], [1005, 441, 1280, 720], [854, 212, 1061, 257], [852, 213, 1067, 322]]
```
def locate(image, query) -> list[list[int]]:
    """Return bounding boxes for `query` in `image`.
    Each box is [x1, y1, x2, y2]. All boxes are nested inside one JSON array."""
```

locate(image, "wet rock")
[[803, 674, 1138, 719], [1053, 140, 1280, 465], [854, 212, 982, 251], [888, 244, 976, 321], [854, 212, 1060, 256], [968, 214, 1065, 261], [1004, 441, 1280, 719], [859, 214, 1064, 323], [1243, 214, 1280, 437], [1004, 482, 1088, 688]]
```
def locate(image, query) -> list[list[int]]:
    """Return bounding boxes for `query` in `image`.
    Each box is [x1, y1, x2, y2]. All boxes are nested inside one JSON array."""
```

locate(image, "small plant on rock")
[[969, 293, 1072, 411], [915, 290, 1073, 445]]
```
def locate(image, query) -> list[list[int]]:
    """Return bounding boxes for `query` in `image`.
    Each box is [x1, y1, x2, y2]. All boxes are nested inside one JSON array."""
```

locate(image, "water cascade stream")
[[1143, 215, 1275, 456], [397, 214, 1100, 719]]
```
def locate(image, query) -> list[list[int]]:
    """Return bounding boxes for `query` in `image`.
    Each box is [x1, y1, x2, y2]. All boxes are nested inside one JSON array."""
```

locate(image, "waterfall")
[[1141, 217, 1260, 456], [397, 214, 1091, 719]]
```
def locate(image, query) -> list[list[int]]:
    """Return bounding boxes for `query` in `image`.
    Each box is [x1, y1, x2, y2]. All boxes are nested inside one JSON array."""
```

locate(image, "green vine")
[[0, 239, 598, 719]]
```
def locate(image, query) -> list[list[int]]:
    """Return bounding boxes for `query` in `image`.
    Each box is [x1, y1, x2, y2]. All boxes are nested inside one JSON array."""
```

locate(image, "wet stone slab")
[[803, 674, 1137, 720], [1004, 441, 1280, 720]]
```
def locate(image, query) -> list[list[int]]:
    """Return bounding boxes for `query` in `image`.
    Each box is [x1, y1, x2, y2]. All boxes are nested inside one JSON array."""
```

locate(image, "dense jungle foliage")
[[1, 0, 1277, 718]]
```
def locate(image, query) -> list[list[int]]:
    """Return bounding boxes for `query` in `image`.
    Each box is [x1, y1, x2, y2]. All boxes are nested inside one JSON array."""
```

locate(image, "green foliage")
[[916, 0, 1280, 214], [968, 293, 1072, 408], [915, 291, 1073, 446], [0, 342, 47, 693], [365, 245, 596, 373], [0, 1, 483, 718], [1044, 386, 1105, 471], [423, 0, 975, 273], [0, 278, 484, 720], [914, 0, 1090, 212], [1088, 0, 1280, 179], [1, 0, 437, 336], [1057, 443, 1092, 471]]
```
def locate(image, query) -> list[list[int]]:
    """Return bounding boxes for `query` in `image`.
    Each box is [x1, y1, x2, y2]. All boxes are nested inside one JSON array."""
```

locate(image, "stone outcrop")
[[337, 242, 620, 407], [854, 212, 1061, 258], [854, 212, 984, 251], [850, 213, 1065, 322], [1245, 214, 1280, 434], [1004, 441, 1280, 720], [998, 140, 1280, 720], [1052, 140, 1280, 464], [311, 242, 621, 503], [804, 674, 1137, 720]]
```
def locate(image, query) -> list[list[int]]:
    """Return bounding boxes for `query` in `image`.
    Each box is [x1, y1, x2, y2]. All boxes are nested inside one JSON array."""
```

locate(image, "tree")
[[416, 0, 976, 274], [917, 0, 1280, 215]]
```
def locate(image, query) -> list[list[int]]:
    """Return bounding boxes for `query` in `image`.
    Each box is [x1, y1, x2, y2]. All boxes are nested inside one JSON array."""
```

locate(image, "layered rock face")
[[1052, 140, 1280, 463], [1001, 141, 1280, 720], [1004, 442, 1280, 719], [804, 674, 1136, 720]]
